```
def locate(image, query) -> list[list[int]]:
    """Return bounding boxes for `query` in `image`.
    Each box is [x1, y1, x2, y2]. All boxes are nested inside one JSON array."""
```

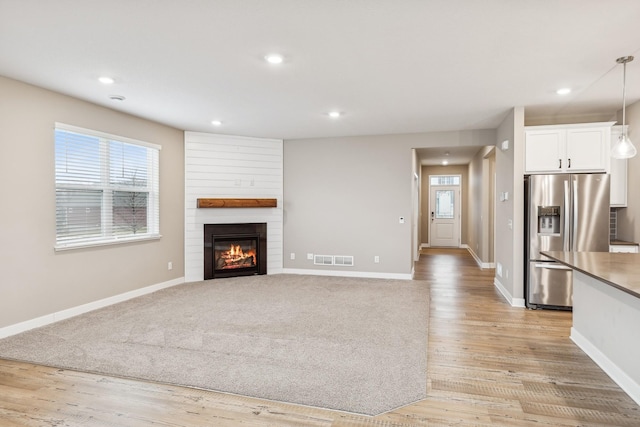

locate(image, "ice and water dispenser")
[[537, 206, 560, 235]]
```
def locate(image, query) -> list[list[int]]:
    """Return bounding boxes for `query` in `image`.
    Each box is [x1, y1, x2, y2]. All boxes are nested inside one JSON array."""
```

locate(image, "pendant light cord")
[[622, 59, 627, 137], [617, 55, 634, 138]]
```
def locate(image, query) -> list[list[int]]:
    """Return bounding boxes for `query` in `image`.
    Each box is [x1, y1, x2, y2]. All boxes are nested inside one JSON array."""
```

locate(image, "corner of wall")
[[494, 277, 526, 308]]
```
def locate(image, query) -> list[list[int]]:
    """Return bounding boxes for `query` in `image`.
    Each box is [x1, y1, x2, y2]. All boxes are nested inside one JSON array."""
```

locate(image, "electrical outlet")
[[290, 253, 295, 260], [374, 255, 380, 263], [307, 253, 313, 260], [168, 261, 173, 270]]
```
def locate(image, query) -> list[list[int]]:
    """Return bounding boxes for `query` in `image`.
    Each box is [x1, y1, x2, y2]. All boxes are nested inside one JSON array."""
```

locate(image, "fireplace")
[[204, 223, 267, 279]]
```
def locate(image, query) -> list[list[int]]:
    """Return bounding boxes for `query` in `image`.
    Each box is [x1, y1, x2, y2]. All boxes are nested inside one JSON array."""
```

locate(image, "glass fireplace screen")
[[213, 238, 258, 270]]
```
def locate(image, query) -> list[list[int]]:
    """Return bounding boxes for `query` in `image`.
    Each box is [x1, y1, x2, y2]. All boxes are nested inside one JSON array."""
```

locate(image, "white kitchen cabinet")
[[524, 129, 564, 172], [610, 126, 628, 207], [525, 122, 614, 174]]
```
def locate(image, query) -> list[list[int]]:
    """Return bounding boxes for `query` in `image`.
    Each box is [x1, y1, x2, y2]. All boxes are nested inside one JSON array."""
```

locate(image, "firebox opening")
[[204, 223, 267, 279], [214, 236, 258, 271]]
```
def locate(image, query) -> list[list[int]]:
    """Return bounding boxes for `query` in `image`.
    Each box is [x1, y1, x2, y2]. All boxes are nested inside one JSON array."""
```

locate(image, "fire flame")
[[216, 243, 256, 269]]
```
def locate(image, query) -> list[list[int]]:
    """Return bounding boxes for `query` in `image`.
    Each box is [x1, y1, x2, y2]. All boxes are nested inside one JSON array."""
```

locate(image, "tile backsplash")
[[610, 208, 617, 240]]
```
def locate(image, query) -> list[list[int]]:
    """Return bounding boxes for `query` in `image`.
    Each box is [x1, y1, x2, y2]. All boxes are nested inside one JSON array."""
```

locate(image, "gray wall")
[[0, 76, 185, 329], [412, 150, 421, 262], [467, 146, 496, 263], [487, 149, 496, 262], [283, 130, 496, 276], [494, 107, 526, 304], [616, 100, 640, 242]]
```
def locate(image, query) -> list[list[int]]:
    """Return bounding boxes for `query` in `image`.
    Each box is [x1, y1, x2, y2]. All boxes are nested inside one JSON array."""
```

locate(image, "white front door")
[[429, 184, 460, 247]]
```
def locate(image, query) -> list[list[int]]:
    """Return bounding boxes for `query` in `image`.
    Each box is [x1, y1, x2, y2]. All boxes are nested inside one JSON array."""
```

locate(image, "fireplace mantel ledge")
[[197, 198, 277, 208]]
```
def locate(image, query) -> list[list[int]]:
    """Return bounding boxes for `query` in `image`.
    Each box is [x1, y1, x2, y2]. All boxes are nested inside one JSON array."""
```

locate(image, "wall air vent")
[[314, 255, 333, 265], [333, 255, 354, 267]]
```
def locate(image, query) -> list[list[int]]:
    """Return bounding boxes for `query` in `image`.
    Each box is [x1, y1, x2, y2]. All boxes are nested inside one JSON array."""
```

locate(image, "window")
[[430, 175, 460, 186], [54, 123, 160, 249], [435, 190, 455, 219]]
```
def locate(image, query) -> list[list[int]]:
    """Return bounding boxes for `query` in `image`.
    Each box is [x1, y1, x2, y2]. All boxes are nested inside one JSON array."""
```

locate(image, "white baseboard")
[[466, 246, 481, 267], [571, 327, 640, 406], [511, 297, 526, 307], [420, 243, 430, 249], [282, 268, 412, 280], [464, 246, 495, 269], [493, 277, 526, 308], [0, 277, 185, 339]]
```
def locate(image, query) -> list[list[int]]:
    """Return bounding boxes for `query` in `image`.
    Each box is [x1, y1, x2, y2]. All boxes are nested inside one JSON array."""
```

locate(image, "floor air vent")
[[333, 256, 354, 267], [314, 255, 333, 265], [313, 255, 355, 266]]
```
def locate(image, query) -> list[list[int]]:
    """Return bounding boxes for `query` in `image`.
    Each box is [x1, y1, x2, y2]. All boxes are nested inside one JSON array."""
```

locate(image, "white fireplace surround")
[[184, 132, 284, 282]]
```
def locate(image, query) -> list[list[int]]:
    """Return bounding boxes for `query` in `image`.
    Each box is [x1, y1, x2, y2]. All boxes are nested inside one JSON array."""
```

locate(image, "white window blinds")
[[54, 123, 161, 250]]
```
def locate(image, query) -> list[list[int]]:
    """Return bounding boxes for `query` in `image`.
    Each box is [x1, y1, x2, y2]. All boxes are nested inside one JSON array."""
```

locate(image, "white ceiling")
[[1, 0, 640, 145]]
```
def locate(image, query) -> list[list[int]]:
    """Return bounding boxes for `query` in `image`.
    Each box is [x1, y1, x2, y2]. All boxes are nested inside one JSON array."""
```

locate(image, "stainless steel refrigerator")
[[524, 173, 610, 309]]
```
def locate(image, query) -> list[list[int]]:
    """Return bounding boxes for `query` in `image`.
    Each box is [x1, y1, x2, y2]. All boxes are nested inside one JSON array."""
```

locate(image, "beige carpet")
[[0, 274, 429, 415]]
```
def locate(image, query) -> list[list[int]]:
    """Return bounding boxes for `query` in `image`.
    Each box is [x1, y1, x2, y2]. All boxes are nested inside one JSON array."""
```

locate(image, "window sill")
[[54, 234, 162, 251]]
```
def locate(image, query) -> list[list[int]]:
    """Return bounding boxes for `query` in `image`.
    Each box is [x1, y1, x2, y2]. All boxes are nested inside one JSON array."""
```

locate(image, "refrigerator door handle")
[[572, 179, 578, 252], [563, 180, 571, 251], [534, 262, 572, 270]]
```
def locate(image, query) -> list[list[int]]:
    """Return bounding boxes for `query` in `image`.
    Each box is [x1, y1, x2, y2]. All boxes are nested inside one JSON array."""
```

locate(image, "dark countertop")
[[610, 239, 639, 246], [541, 251, 640, 299]]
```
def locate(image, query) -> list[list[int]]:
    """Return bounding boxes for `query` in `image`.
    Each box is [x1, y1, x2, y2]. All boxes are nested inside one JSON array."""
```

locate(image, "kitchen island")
[[542, 251, 640, 406]]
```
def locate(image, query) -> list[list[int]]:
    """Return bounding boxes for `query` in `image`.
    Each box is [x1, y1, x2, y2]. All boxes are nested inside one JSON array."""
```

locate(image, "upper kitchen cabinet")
[[525, 122, 615, 174]]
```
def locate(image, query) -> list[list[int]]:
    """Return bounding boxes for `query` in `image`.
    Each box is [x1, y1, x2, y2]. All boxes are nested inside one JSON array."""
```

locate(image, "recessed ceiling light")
[[109, 94, 125, 101], [328, 111, 342, 118], [211, 120, 223, 126], [99, 76, 115, 85], [265, 54, 284, 64], [556, 88, 571, 95], [442, 160, 449, 165]]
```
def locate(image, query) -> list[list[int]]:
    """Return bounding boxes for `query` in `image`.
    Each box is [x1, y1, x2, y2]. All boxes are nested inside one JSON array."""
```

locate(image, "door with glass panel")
[[429, 176, 460, 247]]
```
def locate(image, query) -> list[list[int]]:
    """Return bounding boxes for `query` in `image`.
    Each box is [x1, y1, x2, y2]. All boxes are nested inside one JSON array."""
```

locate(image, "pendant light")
[[611, 56, 637, 159]]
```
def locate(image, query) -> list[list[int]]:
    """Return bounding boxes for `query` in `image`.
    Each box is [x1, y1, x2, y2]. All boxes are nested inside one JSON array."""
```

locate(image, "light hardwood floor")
[[1, 248, 639, 426]]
